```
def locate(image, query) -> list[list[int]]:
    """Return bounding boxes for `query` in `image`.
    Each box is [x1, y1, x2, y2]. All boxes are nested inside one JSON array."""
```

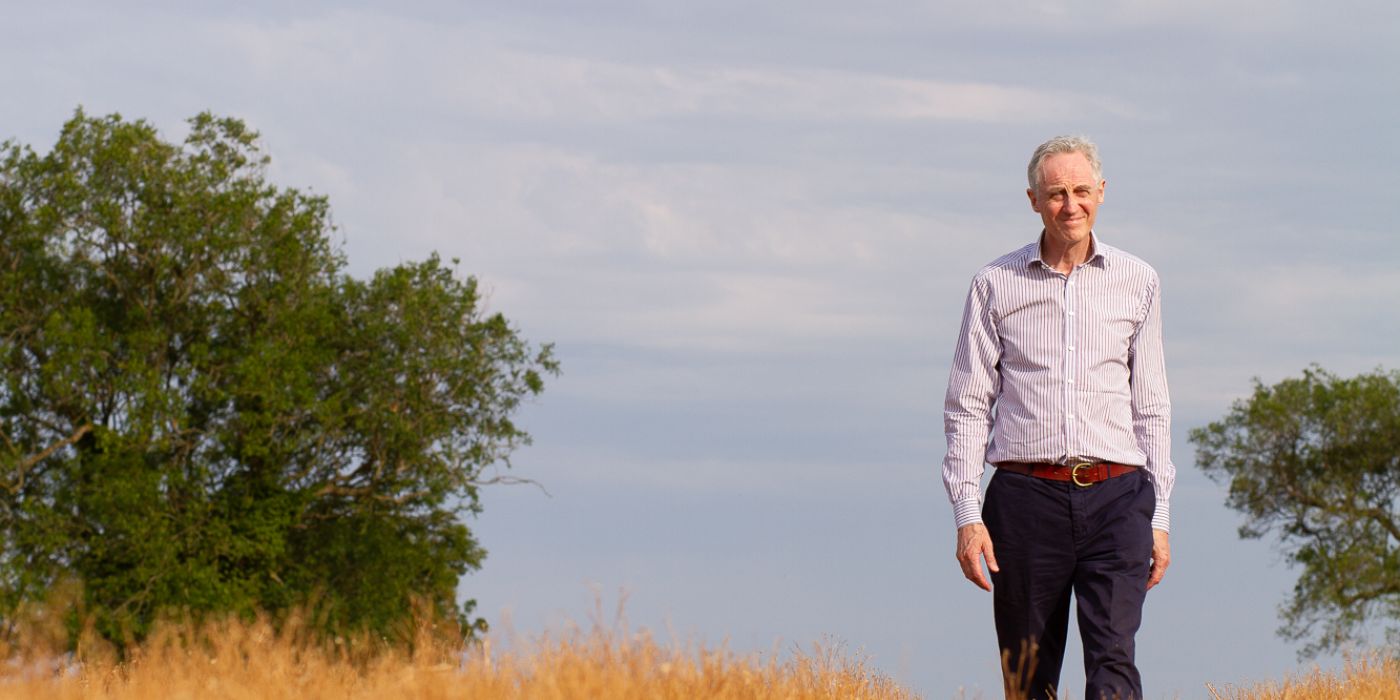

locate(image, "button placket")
[[1063, 271, 1078, 454]]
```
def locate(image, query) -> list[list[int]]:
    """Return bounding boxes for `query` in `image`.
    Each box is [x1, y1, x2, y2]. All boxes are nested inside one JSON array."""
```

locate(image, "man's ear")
[[1098, 179, 1107, 204], [1026, 187, 1041, 212]]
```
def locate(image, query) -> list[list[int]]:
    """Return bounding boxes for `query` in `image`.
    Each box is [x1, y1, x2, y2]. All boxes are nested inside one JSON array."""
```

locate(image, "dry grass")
[[5, 606, 1397, 700], [1206, 653, 1400, 700], [0, 610, 919, 700]]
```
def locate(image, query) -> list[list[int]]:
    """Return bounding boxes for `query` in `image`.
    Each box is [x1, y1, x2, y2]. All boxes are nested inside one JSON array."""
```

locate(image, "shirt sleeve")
[[942, 273, 1001, 528], [1129, 272, 1175, 532]]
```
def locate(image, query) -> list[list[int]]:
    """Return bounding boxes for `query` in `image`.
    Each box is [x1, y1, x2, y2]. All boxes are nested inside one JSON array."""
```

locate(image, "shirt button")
[[1068, 346, 1075, 351], [1067, 378, 1075, 384]]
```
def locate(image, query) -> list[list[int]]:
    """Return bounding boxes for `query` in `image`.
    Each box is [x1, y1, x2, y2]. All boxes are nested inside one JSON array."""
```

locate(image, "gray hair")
[[1027, 135, 1102, 191]]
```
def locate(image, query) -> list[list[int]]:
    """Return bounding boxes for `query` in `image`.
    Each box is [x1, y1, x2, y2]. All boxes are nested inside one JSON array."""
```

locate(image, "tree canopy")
[[1191, 366, 1400, 657], [0, 110, 557, 643]]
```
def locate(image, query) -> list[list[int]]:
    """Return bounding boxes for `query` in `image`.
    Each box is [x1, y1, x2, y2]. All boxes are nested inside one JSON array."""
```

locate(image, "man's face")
[[1026, 151, 1105, 247]]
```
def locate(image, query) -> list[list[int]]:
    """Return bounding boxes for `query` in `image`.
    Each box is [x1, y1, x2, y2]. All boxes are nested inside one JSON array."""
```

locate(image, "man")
[[941, 135, 1174, 700]]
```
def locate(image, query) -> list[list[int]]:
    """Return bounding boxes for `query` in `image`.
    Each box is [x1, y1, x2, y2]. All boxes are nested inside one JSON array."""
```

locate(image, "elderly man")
[[941, 136, 1174, 699]]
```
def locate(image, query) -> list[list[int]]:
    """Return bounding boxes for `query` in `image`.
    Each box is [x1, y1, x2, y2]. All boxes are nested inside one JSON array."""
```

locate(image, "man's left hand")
[[1147, 529, 1170, 590]]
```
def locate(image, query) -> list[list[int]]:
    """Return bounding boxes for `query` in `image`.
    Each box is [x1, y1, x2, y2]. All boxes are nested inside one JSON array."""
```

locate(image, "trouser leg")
[[1072, 471, 1155, 700], [983, 470, 1076, 700]]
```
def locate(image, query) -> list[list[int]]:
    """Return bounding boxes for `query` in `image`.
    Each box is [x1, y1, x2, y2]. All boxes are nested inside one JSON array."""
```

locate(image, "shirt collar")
[[1025, 231, 1111, 270]]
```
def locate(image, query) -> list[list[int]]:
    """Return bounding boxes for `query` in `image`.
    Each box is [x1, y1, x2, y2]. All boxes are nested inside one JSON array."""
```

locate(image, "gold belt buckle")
[[1070, 461, 1095, 487]]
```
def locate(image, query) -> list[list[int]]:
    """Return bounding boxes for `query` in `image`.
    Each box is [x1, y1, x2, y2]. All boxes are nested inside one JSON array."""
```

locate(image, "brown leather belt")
[[996, 461, 1139, 487]]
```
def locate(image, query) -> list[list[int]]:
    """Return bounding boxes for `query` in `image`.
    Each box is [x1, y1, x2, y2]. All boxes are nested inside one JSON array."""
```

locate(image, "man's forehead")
[[1039, 155, 1094, 175], [1037, 156, 1100, 188], [1040, 178, 1099, 189]]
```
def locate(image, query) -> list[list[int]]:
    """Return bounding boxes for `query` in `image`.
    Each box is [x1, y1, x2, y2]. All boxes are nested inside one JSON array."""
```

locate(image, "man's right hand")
[[956, 523, 999, 592]]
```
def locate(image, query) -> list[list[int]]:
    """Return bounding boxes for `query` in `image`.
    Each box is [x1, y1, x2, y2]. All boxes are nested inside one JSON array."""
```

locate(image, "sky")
[[5, 1, 1399, 697]]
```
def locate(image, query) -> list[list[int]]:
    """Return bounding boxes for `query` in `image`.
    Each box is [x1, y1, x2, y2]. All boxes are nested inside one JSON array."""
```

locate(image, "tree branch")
[[469, 472, 551, 497], [2, 422, 93, 494]]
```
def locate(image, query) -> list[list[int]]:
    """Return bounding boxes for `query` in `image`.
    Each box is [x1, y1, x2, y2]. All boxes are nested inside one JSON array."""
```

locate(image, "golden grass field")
[[1203, 654, 1400, 700], [1, 610, 1396, 699], [0, 609, 917, 700]]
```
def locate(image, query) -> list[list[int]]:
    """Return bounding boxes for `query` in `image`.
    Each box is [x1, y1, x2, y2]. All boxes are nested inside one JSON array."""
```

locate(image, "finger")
[[960, 553, 992, 592], [969, 566, 991, 592], [968, 551, 991, 590], [983, 544, 1000, 574], [1146, 559, 1166, 590]]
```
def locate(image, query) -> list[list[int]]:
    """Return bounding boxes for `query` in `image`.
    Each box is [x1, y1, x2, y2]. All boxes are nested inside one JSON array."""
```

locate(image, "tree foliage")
[[1191, 366, 1400, 657], [0, 110, 557, 643]]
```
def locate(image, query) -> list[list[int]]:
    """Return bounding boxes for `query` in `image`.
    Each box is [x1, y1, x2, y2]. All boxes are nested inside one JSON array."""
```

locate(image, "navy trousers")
[[982, 468, 1154, 700]]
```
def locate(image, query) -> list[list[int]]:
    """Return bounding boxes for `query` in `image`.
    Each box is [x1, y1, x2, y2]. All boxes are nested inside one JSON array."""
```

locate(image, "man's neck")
[[1039, 232, 1094, 275]]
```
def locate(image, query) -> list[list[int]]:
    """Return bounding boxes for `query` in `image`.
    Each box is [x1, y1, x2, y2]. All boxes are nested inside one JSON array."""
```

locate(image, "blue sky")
[[5, 2, 1399, 696]]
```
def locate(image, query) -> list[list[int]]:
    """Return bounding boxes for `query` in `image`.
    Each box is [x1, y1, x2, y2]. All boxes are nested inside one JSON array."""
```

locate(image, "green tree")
[[0, 110, 557, 643], [1191, 366, 1400, 657]]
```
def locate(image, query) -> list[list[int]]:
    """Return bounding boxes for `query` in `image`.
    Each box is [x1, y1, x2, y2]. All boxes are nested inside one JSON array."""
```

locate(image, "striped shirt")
[[941, 233, 1175, 532]]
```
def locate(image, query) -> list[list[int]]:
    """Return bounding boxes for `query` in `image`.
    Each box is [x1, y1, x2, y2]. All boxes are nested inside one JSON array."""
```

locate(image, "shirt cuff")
[[952, 496, 983, 529], [1152, 499, 1170, 533]]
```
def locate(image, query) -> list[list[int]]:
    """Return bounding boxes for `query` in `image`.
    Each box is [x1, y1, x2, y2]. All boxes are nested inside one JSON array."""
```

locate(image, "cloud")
[[200, 8, 1139, 127], [302, 136, 1012, 363], [433, 58, 1141, 124]]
